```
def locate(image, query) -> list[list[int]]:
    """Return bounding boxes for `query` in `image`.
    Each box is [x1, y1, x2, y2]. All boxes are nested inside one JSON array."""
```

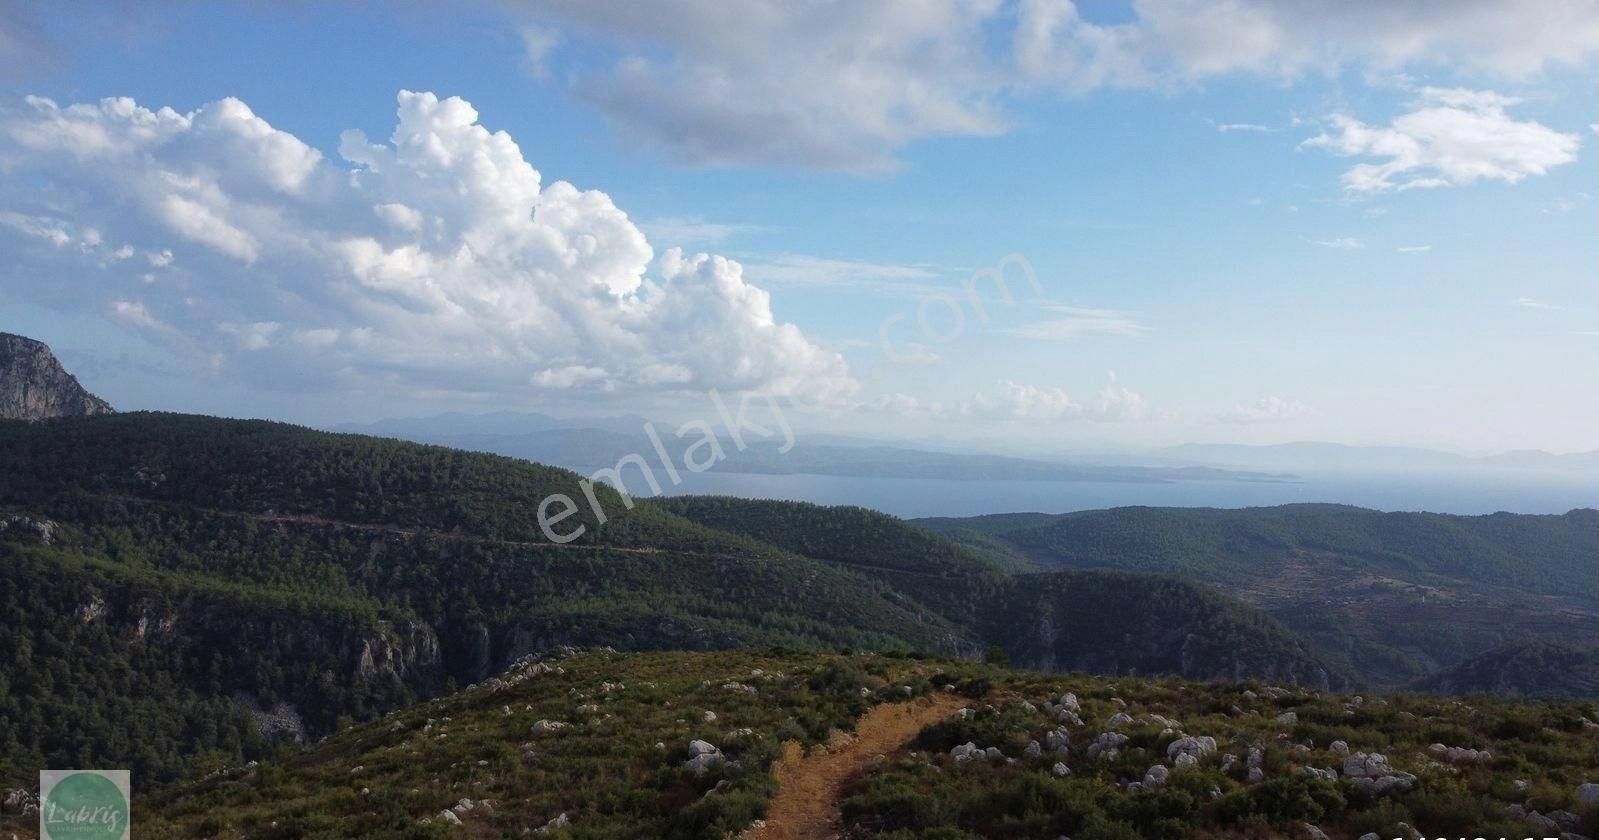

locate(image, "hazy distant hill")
[[1477, 449, 1599, 471], [341, 412, 1294, 485], [1161, 440, 1599, 473]]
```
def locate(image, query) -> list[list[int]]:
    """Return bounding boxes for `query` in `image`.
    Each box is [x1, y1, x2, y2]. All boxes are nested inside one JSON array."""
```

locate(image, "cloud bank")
[[514, 0, 1006, 171], [974, 376, 1148, 422], [511, 0, 1599, 168], [0, 90, 855, 402], [862, 374, 1149, 424]]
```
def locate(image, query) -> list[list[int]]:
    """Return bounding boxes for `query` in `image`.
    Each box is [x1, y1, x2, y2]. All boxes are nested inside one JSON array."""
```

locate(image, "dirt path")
[[746, 693, 970, 840]]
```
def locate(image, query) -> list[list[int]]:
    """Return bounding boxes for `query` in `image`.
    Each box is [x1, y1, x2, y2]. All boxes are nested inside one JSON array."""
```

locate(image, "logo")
[[39, 770, 129, 840]]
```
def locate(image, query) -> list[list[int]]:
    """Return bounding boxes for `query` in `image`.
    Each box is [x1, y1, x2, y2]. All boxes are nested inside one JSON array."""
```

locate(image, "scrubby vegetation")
[[124, 649, 926, 839], [6, 649, 1595, 840], [835, 657, 1599, 840]]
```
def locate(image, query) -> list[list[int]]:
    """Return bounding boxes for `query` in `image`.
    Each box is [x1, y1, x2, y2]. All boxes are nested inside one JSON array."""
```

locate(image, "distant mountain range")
[[335, 413, 1298, 485], [336, 412, 1598, 487], [1158, 440, 1599, 473]]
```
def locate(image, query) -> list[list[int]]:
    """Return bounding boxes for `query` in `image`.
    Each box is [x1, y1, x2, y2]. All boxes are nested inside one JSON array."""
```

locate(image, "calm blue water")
[[643, 470, 1596, 518]]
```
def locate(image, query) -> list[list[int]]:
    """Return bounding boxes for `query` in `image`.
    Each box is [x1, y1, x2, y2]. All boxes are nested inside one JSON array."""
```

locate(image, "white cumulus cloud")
[[0, 90, 855, 402], [110, 299, 168, 331], [1302, 87, 1581, 192]]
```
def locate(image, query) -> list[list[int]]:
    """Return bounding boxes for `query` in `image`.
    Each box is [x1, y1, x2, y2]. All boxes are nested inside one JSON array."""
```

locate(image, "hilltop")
[[3, 648, 1593, 840]]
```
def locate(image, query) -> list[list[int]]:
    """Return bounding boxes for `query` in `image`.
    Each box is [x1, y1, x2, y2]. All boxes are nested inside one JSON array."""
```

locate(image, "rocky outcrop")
[[685, 739, 723, 776], [98, 593, 442, 739], [0, 513, 57, 543], [1343, 752, 1416, 795], [0, 333, 113, 420], [1167, 736, 1216, 762], [232, 693, 309, 744]]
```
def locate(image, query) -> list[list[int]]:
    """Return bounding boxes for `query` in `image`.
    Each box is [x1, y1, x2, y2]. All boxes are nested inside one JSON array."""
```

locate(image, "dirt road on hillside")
[[744, 693, 970, 840]]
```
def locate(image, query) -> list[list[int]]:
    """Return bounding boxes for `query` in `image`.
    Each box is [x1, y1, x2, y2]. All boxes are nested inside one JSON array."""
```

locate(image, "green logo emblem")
[[39, 770, 129, 840]]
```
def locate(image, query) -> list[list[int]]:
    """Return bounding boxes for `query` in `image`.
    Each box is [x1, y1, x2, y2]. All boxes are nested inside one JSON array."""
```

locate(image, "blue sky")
[[1, 1, 1595, 453]]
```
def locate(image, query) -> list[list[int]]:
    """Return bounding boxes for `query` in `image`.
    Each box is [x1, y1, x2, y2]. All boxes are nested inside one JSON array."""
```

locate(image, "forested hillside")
[[658, 495, 1344, 689], [988, 571, 1348, 689], [651, 495, 1016, 626], [917, 503, 1598, 597], [3, 411, 1588, 805], [918, 504, 1599, 689], [0, 413, 1341, 793], [0, 414, 979, 788], [1413, 642, 1599, 698]]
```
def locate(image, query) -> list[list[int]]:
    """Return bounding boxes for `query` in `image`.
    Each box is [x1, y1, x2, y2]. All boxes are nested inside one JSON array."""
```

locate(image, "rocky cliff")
[[0, 332, 113, 420]]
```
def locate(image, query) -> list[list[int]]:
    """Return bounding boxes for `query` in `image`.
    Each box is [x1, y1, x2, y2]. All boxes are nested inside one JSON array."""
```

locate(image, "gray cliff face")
[[0, 333, 113, 420]]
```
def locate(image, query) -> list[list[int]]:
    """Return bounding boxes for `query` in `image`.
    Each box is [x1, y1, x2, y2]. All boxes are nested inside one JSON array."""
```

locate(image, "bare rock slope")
[[0, 332, 112, 420]]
